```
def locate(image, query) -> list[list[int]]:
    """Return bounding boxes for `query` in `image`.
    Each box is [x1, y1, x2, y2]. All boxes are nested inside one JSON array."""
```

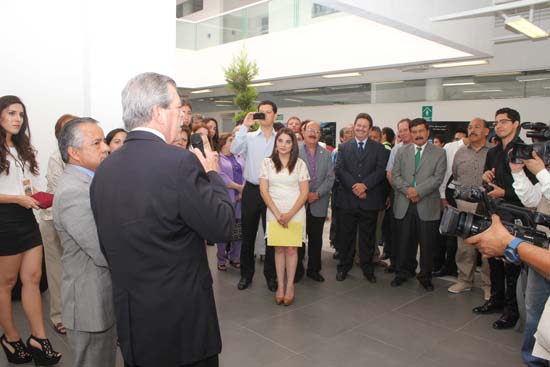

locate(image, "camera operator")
[[465, 215, 550, 363], [476, 107, 536, 330], [511, 151, 550, 366]]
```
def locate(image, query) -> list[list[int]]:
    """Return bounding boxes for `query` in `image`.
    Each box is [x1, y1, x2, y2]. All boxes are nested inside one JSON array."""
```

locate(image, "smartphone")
[[252, 112, 265, 120], [190, 133, 206, 157]]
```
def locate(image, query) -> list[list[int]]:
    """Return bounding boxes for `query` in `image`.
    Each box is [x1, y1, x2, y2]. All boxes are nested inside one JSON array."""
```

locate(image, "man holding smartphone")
[[231, 101, 278, 291]]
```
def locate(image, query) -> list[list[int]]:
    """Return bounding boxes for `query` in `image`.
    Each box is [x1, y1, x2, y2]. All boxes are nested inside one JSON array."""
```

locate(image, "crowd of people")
[[1, 72, 550, 367]]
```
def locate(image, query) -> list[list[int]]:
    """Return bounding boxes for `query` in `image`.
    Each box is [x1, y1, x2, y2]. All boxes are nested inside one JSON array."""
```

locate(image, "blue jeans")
[[522, 267, 550, 366]]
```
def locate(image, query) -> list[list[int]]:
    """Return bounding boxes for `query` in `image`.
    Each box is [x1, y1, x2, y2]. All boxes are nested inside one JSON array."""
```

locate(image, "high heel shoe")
[[1, 334, 33, 364], [283, 296, 294, 306], [26, 335, 61, 366], [275, 295, 284, 305]]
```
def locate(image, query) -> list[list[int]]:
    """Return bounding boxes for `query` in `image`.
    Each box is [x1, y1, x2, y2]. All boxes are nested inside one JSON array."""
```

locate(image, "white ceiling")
[[176, 0, 550, 98]]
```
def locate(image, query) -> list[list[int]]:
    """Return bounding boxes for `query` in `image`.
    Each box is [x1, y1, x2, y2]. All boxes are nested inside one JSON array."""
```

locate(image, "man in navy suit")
[[334, 113, 389, 282], [90, 72, 234, 367]]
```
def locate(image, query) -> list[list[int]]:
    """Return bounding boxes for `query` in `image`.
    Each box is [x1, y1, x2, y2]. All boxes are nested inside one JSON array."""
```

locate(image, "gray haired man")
[[53, 118, 115, 366]]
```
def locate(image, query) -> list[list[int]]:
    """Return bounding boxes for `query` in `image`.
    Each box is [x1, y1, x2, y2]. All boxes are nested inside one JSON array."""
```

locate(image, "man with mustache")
[[390, 118, 446, 291], [447, 118, 491, 299]]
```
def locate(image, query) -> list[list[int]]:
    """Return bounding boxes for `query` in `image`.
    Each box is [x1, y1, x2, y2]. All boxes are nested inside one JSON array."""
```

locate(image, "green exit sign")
[[422, 106, 433, 121]]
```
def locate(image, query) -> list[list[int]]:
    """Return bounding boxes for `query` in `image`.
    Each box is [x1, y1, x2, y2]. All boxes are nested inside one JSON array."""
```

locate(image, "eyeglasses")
[[495, 118, 513, 125], [305, 129, 321, 135]]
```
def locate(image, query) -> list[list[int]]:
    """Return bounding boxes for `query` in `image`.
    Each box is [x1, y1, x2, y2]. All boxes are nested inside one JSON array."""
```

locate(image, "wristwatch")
[[503, 237, 523, 264]]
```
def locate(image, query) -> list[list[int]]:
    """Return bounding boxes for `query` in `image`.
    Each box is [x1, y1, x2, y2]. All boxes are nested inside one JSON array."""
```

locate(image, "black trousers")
[[488, 258, 521, 314], [336, 207, 378, 274], [382, 207, 393, 258], [240, 182, 275, 282], [305, 206, 325, 273], [395, 204, 438, 281], [124, 354, 218, 367]]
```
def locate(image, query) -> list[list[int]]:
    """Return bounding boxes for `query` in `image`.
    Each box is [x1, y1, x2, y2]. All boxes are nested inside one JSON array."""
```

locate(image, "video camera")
[[440, 185, 550, 249], [510, 122, 550, 166]]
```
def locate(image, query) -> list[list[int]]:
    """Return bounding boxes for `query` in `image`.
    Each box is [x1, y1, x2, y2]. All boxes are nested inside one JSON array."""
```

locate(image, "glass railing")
[[176, 0, 341, 50]]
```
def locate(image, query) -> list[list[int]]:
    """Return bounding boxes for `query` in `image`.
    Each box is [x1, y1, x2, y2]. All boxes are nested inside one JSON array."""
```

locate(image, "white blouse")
[[0, 147, 37, 196]]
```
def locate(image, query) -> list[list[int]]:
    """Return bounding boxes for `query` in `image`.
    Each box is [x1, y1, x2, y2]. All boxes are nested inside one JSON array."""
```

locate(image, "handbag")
[[231, 221, 242, 242]]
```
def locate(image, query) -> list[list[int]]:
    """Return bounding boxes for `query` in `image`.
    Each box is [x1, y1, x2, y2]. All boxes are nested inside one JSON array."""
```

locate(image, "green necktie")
[[413, 146, 422, 187]]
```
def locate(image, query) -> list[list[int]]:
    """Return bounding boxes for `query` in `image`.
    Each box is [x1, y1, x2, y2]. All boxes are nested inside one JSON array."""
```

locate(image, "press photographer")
[[510, 124, 550, 367], [477, 107, 536, 330], [465, 214, 550, 364]]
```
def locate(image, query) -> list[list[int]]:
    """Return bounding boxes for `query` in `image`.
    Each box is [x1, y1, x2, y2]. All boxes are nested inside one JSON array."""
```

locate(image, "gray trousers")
[[67, 324, 117, 367]]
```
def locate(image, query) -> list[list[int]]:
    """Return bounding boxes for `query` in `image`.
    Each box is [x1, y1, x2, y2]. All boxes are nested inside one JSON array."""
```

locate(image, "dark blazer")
[[392, 143, 446, 221], [90, 131, 234, 367], [334, 138, 388, 211]]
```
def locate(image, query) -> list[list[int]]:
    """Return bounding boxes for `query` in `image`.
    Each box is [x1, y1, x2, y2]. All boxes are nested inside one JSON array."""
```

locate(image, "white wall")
[[209, 97, 550, 134], [0, 0, 175, 188]]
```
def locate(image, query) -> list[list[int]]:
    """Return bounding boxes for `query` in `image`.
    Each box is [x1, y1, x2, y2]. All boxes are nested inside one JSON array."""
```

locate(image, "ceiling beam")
[[430, 0, 550, 21]]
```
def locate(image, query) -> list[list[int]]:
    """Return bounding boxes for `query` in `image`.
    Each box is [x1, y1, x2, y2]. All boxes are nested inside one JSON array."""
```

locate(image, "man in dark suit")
[[390, 118, 446, 291], [90, 72, 234, 367], [334, 113, 388, 282]]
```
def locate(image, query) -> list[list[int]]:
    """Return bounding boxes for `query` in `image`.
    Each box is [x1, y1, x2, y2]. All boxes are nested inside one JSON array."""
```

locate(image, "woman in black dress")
[[0, 95, 61, 365]]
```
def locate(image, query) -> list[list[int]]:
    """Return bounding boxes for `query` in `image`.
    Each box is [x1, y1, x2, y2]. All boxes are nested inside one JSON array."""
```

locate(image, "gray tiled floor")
[[2, 247, 524, 367]]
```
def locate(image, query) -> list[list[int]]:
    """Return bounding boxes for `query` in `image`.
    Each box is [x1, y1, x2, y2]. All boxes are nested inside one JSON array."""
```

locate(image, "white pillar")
[[425, 78, 443, 101], [0, 0, 175, 186]]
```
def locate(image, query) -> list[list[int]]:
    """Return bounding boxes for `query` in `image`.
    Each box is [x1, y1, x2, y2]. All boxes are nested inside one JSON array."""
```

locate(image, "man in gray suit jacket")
[[53, 118, 116, 366], [391, 118, 446, 291], [298, 121, 335, 282]]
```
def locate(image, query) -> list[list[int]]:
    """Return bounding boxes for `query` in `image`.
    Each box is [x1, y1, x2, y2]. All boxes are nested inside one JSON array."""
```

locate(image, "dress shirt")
[[386, 142, 406, 172], [69, 164, 95, 178], [230, 125, 275, 185], [414, 142, 428, 159], [439, 139, 465, 198], [451, 143, 491, 188], [355, 137, 368, 147], [512, 169, 550, 208], [132, 127, 166, 142]]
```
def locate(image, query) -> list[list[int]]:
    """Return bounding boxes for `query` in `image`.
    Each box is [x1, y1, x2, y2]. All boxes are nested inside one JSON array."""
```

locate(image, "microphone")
[[190, 133, 206, 157]]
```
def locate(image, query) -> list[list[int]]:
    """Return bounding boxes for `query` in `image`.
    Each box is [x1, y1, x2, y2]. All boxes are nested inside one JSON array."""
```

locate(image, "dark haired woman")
[[259, 128, 309, 306], [205, 117, 220, 151], [216, 133, 244, 270], [105, 128, 127, 153], [0, 95, 61, 365]]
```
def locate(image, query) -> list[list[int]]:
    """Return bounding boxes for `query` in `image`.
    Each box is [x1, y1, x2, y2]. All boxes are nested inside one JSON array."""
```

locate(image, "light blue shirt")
[[68, 164, 95, 178], [230, 125, 275, 185], [355, 137, 368, 147]]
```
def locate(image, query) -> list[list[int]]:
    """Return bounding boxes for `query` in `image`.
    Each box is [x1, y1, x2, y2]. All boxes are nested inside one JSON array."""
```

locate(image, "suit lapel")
[[65, 164, 93, 185]]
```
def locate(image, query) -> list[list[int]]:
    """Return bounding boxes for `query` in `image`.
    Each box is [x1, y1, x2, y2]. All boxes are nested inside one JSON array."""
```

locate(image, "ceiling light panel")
[[505, 15, 549, 39], [431, 60, 488, 68]]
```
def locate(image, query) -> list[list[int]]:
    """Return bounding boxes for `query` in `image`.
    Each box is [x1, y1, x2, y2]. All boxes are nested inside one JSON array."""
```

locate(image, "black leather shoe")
[[492, 312, 519, 330], [307, 271, 325, 282], [472, 300, 504, 315], [333, 251, 340, 260], [419, 279, 434, 291], [237, 277, 251, 290], [336, 271, 347, 281], [364, 272, 376, 283], [384, 265, 395, 274], [432, 268, 447, 277], [267, 278, 278, 292], [390, 277, 406, 287]]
